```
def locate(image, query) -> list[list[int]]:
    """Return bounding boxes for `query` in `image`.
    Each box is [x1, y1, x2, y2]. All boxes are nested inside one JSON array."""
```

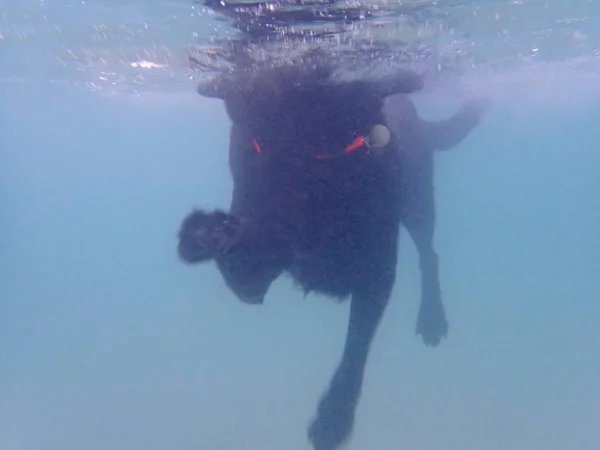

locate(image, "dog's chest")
[[267, 150, 401, 298], [277, 154, 400, 245], [284, 166, 394, 298]]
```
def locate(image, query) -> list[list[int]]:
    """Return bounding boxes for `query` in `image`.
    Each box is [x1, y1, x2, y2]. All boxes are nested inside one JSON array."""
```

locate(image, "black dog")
[[178, 64, 487, 449]]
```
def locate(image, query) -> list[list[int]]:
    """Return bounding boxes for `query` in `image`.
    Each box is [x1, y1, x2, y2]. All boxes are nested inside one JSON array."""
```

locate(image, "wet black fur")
[[177, 63, 487, 450]]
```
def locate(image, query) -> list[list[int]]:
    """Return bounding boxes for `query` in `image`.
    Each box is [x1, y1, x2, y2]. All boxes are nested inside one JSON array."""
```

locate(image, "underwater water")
[[1, 1, 600, 450]]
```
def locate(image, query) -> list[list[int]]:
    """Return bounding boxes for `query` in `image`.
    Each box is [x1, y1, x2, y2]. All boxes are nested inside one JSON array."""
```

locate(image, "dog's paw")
[[308, 386, 355, 450], [178, 210, 245, 263], [415, 300, 448, 347]]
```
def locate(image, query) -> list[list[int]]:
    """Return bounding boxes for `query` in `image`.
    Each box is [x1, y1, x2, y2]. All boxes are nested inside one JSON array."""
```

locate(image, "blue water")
[[2, 2, 600, 450]]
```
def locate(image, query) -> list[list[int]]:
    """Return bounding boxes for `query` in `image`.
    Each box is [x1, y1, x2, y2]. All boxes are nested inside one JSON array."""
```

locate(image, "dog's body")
[[178, 64, 488, 449]]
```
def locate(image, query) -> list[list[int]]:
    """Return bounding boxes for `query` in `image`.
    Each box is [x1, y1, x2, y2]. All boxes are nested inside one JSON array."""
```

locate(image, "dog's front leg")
[[308, 233, 398, 450]]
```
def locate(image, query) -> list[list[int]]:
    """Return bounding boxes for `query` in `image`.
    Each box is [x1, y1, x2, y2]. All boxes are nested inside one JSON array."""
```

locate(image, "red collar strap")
[[251, 135, 367, 160]]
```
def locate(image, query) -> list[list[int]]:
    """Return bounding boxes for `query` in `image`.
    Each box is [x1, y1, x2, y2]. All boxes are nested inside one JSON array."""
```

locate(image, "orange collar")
[[252, 135, 367, 160]]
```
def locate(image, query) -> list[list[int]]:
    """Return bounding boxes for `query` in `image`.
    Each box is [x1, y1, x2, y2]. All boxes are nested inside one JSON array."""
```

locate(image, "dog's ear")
[[374, 69, 424, 97]]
